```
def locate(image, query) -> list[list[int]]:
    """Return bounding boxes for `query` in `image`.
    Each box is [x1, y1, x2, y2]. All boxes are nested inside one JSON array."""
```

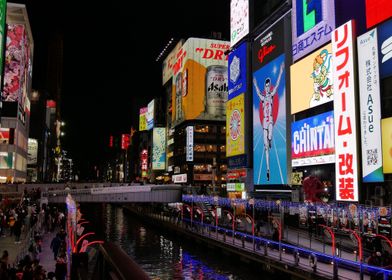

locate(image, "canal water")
[[82, 204, 282, 280]]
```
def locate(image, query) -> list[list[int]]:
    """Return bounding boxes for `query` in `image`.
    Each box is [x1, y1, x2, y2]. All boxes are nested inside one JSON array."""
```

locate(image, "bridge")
[[42, 185, 183, 203]]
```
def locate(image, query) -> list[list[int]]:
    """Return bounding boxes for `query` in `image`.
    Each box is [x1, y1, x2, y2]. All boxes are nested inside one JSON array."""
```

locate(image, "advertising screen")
[[186, 126, 194, 162], [0, 128, 9, 144], [382, 117, 392, 174], [357, 29, 384, 182], [0, 152, 14, 169], [162, 41, 183, 85], [291, 111, 335, 167], [290, 43, 333, 114], [332, 20, 359, 202], [147, 100, 155, 130], [152, 128, 166, 170], [366, 0, 392, 28], [292, 0, 335, 62], [141, 149, 148, 178], [121, 134, 130, 150], [3, 24, 25, 102], [27, 138, 38, 165], [0, 0, 6, 90], [230, 0, 249, 46], [228, 42, 247, 100], [377, 19, 392, 79], [139, 107, 147, 131], [252, 15, 288, 185], [226, 94, 245, 157], [171, 38, 230, 126]]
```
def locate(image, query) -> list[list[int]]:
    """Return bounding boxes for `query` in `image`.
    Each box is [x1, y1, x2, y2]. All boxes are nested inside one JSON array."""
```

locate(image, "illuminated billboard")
[[0, 128, 9, 144], [27, 138, 38, 165], [152, 128, 166, 170], [171, 38, 230, 126], [357, 29, 384, 182], [382, 118, 392, 174], [3, 24, 25, 102], [139, 107, 147, 131], [147, 100, 155, 130], [252, 15, 289, 185], [332, 20, 359, 202], [230, 0, 249, 46], [162, 41, 183, 85], [291, 111, 335, 167], [292, 0, 335, 62], [226, 94, 245, 157], [377, 19, 392, 79], [228, 42, 247, 100], [0, 0, 6, 90], [141, 149, 148, 178], [366, 0, 392, 28], [290, 43, 333, 114], [121, 134, 130, 150]]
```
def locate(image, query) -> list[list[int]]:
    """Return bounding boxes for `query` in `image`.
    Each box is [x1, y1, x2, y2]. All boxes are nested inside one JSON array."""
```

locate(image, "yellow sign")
[[382, 117, 392, 173], [226, 94, 245, 157], [139, 107, 147, 131], [290, 43, 333, 114]]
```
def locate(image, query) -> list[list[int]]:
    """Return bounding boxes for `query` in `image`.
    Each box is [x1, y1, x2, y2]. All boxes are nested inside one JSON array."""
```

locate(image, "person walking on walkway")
[[14, 218, 22, 243], [50, 234, 62, 260]]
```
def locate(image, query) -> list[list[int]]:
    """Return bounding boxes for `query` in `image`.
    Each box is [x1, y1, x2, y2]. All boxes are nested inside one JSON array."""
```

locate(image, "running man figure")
[[253, 62, 284, 181]]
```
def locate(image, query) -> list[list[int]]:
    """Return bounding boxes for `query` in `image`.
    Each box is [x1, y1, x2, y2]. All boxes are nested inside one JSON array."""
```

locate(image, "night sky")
[[20, 0, 229, 177]]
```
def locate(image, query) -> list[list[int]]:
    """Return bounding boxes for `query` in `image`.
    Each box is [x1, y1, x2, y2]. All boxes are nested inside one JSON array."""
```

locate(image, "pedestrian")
[[50, 234, 62, 260], [14, 218, 22, 243], [0, 250, 9, 267], [55, 253, 67, 280]]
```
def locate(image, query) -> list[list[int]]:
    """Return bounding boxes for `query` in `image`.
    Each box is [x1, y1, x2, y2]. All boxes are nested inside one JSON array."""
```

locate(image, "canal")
[[81, 203, 284, 280]]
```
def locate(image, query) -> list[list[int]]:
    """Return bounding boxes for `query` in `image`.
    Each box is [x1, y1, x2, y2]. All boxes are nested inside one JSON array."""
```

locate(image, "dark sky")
[[21, 0, 230, 176]]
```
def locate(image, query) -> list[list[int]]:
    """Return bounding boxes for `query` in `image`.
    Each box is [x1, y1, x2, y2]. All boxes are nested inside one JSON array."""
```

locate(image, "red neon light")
[[78, 241, 104, 253], [73, 232, 96, 253], [321, 225, 335, 256]]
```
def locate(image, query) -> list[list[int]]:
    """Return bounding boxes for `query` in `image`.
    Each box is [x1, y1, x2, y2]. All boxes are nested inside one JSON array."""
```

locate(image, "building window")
[[194, 125, 209, 133]]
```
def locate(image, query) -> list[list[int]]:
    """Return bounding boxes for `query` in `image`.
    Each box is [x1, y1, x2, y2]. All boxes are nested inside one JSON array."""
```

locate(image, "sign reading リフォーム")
[[292, 0, 335, 62], [332, 20, 359, 202]]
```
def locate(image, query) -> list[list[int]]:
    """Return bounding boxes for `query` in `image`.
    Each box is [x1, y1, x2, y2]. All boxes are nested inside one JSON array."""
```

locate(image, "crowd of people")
[[0, 188, 68, 280]]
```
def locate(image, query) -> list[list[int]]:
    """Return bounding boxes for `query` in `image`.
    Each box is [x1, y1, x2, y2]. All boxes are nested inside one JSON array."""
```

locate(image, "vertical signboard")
[[252, 15, 288, 185], [291, 111, 335, 167], [292, 0, 335, 62], [0, 0, 6, 92], [377, 19, 392, 79], [290, 43, 333, 114], [139, 107, 147, 131], [186, 126, 194, 162], [171, 38, 230, 126], [121, 134, 130, 150], [162, 41, 183, 85], [228, 42, 247, 100], [141, 149, 148, 178], [332, 20, 359, 201], [27, 138, 38, 165], [147, 100, 155, 130], [230, 0, 249, 46], [382, 118, 392, 174], [365, 0, 392, 29], [226, 94, 245, 157], [152, 128, 166, 170], [357, 29, 384, 182]]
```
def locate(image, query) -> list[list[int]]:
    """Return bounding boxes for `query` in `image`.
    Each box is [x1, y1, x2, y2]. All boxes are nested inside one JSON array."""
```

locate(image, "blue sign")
[[228, 154, 247, 169], [228, 42, 247, 100], [253, 54, 287, 185], [378, 19, 392, 79], [291, 111, 335, 167], [292, 0, 335, 62]]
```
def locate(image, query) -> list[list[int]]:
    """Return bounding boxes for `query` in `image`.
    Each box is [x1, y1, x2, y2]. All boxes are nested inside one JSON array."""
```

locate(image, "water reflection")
[[85, 204, 274, 280]]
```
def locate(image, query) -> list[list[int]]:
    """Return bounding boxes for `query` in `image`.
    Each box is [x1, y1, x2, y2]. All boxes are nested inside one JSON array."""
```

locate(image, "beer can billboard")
[[171, 38, 230, 126], [252, 13, 290, 186], [357, 29, 384, 182], [226, 94, 245, 157], [152, 128, 166, 170], [290, 43, 333, 114], [139, 107, 147, 131], [291, 0, 335, 62]]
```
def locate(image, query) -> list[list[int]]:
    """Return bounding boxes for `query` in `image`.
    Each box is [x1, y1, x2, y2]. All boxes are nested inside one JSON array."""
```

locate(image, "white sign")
[[27, 138, 38, 165], [186, 126, 194, 161], [230, 0, 249, 46], [357, 29, 384, 183], [172, 173, 187, 183], [147, 99, 155, 130], [332, 20, 359, 202]]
